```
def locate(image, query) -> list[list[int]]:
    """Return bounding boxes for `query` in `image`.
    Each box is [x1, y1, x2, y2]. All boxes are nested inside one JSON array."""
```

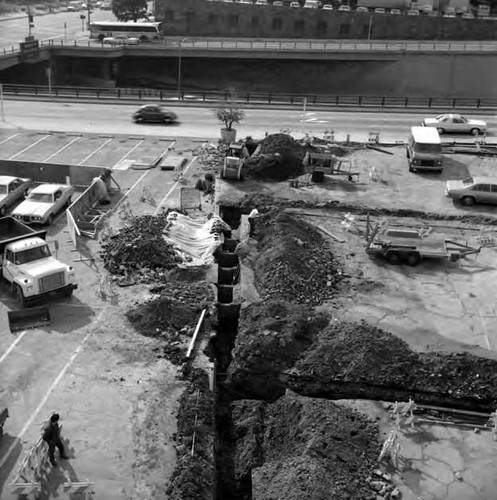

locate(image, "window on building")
[[272, 17, 282, 30], [251, 16, 260, 27], [295, 20, 305, 32], [164, 10, 175, 22], [339, 23, 350, 35], [317, 20, 327, 35], [208, 13, 218, 24], [229, 14, 239, 26]]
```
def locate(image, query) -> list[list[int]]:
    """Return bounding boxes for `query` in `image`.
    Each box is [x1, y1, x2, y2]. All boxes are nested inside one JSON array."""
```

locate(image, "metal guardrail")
[[3, 84, 497, 109], [3, 37, 497, 56]]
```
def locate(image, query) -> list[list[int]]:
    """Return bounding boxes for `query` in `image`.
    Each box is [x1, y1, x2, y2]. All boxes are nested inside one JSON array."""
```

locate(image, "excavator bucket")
[[8, 306, 51, 333]]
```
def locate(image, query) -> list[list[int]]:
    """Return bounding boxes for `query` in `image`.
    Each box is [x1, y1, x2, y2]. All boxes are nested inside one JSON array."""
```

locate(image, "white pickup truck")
[[0, 217, 77, 305]]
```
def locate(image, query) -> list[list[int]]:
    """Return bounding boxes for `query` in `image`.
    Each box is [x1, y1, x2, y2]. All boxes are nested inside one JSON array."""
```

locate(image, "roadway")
[[1, 100, 495, 142]]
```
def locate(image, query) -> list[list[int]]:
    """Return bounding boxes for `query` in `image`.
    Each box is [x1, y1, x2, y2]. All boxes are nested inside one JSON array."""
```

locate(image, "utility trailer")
[[365, 219, 481, 266]]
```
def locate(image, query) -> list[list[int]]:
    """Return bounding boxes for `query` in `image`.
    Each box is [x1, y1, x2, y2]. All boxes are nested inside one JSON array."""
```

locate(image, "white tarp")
[[163, 211, 227, 267]]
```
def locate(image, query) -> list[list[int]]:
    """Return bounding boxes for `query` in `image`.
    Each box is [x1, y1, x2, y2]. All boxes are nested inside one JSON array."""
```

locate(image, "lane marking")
[[0, 330, 27, 366], [42, 136, 82, 162], [8, 135, 49, 159], [153, 156, 197, 216], [478, 309, 491, 349], [77, 137, 113, 165], [113, 139, 145, 169], [0, 133, 19, 145], [105, 170, 150, 218], [0, 310, 105, 470]]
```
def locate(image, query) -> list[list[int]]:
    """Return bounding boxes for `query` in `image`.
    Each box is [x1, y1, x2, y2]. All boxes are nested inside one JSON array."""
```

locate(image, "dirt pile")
[[232, 392, 382, 500], [254, 211, 343, 305], [227, 300, 328, 401], [244, 133, 307, 181], [167, 369, 215, 500], [100, 213, 180, 281], [127, 282, 214, 364]]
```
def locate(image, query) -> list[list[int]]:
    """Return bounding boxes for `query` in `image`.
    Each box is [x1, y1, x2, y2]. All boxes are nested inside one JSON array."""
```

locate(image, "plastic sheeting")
[[163, 212, 227, 268]]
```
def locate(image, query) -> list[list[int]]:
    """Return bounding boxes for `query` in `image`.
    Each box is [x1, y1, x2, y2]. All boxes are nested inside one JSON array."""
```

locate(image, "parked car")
[[420, 4, 433, 13], [390, 8, 402, 14], [290, 1, 300, 6], [355, 6, 369, 12], [422, 114, 487, 135], [0, 176, 32, 217], [132, 105, 178, 124], [446, 176, 497, 206], [103, 34, 140, 45], [374, 7, 385, 13], [407, 9, 420, 15], [272, 0, 284, 5], [12, 184, 74, 225], [462, 11, 475, 18], [303, 0, 319, 7], [255, 0, 268, 4], [338, 4, 351, 11], [322, 3, 333, 9]]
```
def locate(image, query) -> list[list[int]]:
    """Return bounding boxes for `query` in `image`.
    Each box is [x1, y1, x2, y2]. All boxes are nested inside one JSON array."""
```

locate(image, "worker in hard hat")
[[248, 208, 260, 237]]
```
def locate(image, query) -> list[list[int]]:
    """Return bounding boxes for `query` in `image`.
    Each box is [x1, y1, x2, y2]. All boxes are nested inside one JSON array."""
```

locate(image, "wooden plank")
[[315, 225, 345, 243], [186, 309, 207, 359]]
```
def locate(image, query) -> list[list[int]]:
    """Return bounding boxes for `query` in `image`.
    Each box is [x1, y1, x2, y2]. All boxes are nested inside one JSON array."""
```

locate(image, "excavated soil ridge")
[[232, 392, 382, 500], [229, 311, 497, 411], [254, 211, 343, 305]]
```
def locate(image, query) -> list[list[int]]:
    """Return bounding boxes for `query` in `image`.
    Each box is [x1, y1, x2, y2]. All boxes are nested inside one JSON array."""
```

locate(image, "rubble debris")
[[232, 392, 383, 500], [167, 369, 215, 500], [254, 211, 343, 305], [100, 213, 180, 281]]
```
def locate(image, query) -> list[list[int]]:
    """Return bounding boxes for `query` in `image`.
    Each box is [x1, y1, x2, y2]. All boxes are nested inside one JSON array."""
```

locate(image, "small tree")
[[111, 0, 148, 22], [214, 102, 246, 131]]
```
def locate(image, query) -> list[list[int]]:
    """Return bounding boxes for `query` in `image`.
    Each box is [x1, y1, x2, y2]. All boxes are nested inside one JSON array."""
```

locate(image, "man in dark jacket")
[[42, 413, 69, 466]]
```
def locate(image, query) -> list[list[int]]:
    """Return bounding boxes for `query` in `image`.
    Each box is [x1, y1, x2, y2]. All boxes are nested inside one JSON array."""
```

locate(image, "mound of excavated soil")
[[244, 133, 307, 181], [229, 310, 497, 411], [253, 211, 343, 305], [232, 392, 382, 500], [167, 369, 215, 500], [126, 282, 214, 364]]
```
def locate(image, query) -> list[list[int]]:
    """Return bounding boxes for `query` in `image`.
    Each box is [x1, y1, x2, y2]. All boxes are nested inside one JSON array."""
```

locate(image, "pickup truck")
[[0, 217, 77, 305], [0, 176, 32, 217]]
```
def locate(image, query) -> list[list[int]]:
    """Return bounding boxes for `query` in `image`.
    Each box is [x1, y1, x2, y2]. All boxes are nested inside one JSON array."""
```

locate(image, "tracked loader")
[[221, 143, 249, 180]]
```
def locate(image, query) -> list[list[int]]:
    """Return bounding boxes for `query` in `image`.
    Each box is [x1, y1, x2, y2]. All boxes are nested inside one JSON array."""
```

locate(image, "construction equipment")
[[8, 306, 51, 333], [365, 217, 481, 266], [220, 143, 249, 180], [302, 151, 360, 183]]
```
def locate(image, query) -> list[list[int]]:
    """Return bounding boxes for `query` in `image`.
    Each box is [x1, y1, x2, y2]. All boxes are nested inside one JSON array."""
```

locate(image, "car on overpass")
[[103, 34, 140, 45], [422, 114, 487, 135], [132, 105, 178, 124]]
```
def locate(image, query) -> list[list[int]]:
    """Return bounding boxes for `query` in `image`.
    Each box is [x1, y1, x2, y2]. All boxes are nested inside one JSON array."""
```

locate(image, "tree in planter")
[[214, 102, 246, 132], [111, 0, 148, 22]]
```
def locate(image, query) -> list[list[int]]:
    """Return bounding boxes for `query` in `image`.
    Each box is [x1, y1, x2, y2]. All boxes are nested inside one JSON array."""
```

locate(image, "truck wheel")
[[406, 252, 421, 266], [13, 284, 25, 306], [386, 252, 401, 265], [0, 207, 5, 217], [63, 288, 74, 298]]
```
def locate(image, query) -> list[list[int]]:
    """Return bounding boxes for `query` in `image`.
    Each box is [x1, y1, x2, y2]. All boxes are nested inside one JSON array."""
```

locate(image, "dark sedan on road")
[[132, 105, 178, 124]]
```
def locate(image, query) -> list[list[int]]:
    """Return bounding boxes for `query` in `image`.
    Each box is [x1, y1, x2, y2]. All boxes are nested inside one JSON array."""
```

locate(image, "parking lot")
[[0, 128, 213, 499]]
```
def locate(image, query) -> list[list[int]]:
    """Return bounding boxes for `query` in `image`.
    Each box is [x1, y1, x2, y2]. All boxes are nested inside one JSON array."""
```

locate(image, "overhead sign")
[[19, 36, 39, 60]]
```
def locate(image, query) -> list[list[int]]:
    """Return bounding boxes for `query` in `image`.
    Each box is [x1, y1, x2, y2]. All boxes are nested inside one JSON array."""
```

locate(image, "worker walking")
[[42, 413, 69, 466], [248, 208, 260, 237]]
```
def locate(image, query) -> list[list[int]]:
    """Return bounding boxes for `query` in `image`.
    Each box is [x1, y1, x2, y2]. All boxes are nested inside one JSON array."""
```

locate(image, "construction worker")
[[92, 170, 111, 205], [248, 208, 260, 237], [42, 413, 69, 466]]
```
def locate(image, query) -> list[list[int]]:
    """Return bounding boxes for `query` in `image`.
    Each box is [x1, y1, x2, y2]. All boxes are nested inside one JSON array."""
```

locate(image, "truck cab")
[[406, 126, 443, 173], [0, 217, 77, 305]]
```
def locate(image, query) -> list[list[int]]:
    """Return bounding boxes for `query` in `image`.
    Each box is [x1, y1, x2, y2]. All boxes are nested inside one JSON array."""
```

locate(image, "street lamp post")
[[367, 14, 373, 41], [177, 37, 189, 99]]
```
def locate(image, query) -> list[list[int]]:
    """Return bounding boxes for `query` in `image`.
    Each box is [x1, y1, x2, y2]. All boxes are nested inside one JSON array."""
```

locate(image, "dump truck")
[[365, 219, 481, 266], [221, 143, 249, 180], [0, 217, 77, 306]]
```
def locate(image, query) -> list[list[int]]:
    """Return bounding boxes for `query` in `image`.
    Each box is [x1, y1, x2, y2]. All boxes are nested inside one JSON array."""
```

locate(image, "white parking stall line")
[[113, 139, 145, 169], [0, 330, 27, 366], [0, 133, 19, 145], [8, 135, 49, 159], [153, 156, 197, 216], [77, 138, 113, 165], [42, 136, 82, 162]]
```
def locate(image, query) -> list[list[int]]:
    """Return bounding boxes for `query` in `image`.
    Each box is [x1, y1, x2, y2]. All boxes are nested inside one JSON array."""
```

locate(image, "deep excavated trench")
[[212, 204, 497, 499]]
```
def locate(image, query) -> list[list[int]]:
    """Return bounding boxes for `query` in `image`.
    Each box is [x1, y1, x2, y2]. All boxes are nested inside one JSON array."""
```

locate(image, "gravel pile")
[[254, 211, 343, 305], [100, 213, 180, 281]]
